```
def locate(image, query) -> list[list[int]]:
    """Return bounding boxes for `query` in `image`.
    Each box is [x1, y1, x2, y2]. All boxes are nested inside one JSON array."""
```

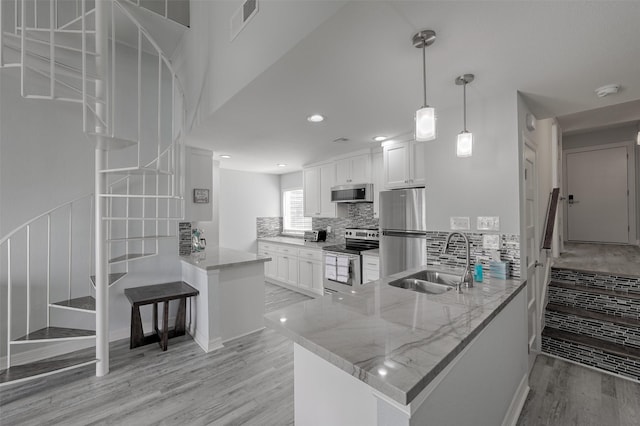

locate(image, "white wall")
[[219, 169, 280, 252], [280, 170, 302, 191], [424, 90, 520, 234]]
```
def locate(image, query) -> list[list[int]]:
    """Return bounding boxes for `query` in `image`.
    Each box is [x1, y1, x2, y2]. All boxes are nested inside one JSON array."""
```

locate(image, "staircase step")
[[548, 281, 640, 321], [0, 355, 96, 387], [107, 235, 175, 243], [545, 303, 640, 350], [542, 328, 640, 380], [99, 166, 174, 175], [4, 31, 97, 56], [12, 327, 95, 344], [547, 303, 640, 328], [551, 267, 640, 294], [50, 296, 96, 313], [3, 42, 98, 80], [109, 253, 155, 265], [87, 133, 137, 150], [90, 272, 127, 287]]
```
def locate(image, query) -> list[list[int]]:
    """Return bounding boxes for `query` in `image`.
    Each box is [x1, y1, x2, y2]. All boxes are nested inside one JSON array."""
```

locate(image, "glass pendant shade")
[[415, 106, 436, 141], [457, 131, 473, 157], [636, 131, 640, 145]]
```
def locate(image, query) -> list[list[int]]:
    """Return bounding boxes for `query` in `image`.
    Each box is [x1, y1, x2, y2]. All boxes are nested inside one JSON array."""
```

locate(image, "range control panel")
[[345, 228, 380, 241]]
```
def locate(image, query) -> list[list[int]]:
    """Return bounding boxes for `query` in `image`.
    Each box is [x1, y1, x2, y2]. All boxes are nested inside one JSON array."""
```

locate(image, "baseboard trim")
[[502, 373, 529, 426]]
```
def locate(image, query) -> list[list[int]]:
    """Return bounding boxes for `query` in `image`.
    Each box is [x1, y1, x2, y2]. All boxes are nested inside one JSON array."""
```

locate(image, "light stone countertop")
[[265, 265, 526, 406], [258, 236, 334, 249], [180, 246, 270, 271]]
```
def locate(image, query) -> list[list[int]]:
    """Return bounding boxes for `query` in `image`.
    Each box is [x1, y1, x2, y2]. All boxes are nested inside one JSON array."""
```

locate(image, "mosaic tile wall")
[[547, 284, 640, 320], [542, 335, 640, 381], [545, 310, 640, 350], [312, 204, 379, 243], [551, 268, 640, 295], [256, 217, 282, 238], [425, 232, 521, 279]]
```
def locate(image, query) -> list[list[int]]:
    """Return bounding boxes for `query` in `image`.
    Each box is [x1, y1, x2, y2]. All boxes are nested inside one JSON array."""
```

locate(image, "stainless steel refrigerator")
[[379, 188, 427, 277]]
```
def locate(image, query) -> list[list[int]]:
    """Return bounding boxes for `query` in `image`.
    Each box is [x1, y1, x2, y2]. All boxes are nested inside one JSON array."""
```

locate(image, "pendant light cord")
[[422, 41, 427, 108], [463, 81, 467, 132]]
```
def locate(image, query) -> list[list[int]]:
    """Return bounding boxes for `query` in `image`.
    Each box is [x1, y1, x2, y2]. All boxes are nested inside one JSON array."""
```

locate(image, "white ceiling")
[[186, 1, 640, 174]]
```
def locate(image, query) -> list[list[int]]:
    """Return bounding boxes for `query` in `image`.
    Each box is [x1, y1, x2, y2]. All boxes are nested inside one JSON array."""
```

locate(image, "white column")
[[95, 0, 109, 377]]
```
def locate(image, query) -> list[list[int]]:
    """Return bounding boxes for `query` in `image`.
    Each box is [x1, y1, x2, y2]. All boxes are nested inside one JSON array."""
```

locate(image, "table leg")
[[162, 300, 169, 351], [175, 297, 187, 336], [130, 305, 144, 349], [153, 302, 158, 333]]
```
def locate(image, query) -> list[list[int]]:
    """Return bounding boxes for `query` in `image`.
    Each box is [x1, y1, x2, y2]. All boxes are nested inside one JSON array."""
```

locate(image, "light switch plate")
[[477, 216, 500, 231], [450, 217, 470, 231], [483, 234, 500, 250]]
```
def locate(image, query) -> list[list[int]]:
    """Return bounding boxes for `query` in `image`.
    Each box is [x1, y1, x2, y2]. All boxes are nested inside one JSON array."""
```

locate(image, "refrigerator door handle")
[[382, 230, 427, 238]]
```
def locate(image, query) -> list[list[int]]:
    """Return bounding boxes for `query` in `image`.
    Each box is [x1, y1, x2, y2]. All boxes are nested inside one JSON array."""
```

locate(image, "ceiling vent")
[[230, 0, 259, 41]]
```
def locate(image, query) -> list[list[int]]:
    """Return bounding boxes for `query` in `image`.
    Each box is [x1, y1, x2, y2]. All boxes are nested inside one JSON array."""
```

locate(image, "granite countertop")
[[258, 236, 334, 249], [362, 248, 379, 257], [180, 246, 270, 271], [265, 266, 526, 406]]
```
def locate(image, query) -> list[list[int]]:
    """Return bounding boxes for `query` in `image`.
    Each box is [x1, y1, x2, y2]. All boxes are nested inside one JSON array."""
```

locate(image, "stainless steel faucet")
[[442, 232, 474, 293]]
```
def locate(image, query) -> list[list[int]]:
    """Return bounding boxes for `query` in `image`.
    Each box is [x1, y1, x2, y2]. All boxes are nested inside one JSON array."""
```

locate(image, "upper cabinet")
[[383, 141, 426, 189], [371, 150, 383, 218], [303, 162, 336, 217], [335, 153, 371, 185]]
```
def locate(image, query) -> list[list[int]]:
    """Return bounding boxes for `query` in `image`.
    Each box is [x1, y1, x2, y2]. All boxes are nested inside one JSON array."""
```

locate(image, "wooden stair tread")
[[543, 328, 640, 360], [550, 280, 640, 301], [546, 303, 640, 328], [0, 356, 96, 386], [51, 296, 96, 312], [14, 327, 95, 342], [109, 253, 154, 264], [90, 272, 127, 286]]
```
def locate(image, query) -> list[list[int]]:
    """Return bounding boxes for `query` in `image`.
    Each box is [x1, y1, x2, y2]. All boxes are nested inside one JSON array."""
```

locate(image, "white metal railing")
[[1, 194, 93, 369]]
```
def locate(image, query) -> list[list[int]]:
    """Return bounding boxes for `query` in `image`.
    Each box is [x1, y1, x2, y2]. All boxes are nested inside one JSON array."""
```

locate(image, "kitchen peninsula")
[[265, 266, 528, 426], [181, 247, 270, 352]]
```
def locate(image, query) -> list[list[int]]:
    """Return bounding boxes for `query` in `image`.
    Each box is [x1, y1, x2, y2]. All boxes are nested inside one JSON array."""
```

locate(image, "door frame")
[[562, 141, 636, 244]]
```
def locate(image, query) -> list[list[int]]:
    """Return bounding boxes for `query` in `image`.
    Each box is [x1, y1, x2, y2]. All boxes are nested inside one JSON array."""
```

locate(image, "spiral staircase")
[[0, 0, 189, 385]]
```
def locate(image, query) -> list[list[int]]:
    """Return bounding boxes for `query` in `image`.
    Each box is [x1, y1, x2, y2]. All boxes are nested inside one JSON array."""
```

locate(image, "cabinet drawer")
[[298, 248, 323, 262], [258, 242, 273, 251], [275, 244, 299, 256], [362, 255, 379, 270]]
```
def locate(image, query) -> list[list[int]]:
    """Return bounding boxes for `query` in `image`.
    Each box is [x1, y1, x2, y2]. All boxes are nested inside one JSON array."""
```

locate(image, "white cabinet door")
[[276, 254, 289, 282], [371, 151, 383, 218], [362, 268, 380, 284], [384, 142, 410, 189], [319, 163, 336, 217], [262, 250, 277, 279], [349, 154, 371, 184], [299, 259, 323, 294], [303, 166, 321, 217], [362, 254, 380, 283], [335, 158, 351, 185], [287, 256, 299, 286], [410, 141, 427, 187]]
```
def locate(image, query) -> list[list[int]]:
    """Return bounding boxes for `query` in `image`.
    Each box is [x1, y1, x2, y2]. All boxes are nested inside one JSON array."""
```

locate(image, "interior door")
[[524, 143, 539, 372], [566, 145, 629, 243]]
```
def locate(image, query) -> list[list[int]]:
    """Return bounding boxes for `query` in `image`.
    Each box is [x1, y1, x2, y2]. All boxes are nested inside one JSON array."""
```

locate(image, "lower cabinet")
[[258, 241, 324, 296], [362, 254, 380, 283]]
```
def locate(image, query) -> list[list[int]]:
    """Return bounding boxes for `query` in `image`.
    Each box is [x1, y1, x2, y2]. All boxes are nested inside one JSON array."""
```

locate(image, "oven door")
[[323, 252, 361, 294]]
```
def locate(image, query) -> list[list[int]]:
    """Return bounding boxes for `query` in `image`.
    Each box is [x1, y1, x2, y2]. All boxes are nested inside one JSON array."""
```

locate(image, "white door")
[[566, 145, 629, 243], [524, 143, 539, 371]]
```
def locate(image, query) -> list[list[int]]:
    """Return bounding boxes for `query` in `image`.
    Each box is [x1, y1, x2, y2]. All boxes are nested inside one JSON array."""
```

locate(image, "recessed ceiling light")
[[277, 163, 287, 167], [307, 114, 325, 123], [373, 136, 387, 142], [220, 155, 231, 159]]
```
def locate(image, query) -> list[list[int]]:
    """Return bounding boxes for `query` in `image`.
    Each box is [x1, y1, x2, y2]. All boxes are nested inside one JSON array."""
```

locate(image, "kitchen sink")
[[388, 270, 460, 294], [389, 278, 453, 294]]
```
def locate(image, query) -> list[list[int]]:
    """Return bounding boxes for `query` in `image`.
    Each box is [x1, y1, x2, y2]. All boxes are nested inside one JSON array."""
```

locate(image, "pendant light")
[[412, 30, 436, 141], [636, 121, 640, 145], [455, 74, 474, 157]]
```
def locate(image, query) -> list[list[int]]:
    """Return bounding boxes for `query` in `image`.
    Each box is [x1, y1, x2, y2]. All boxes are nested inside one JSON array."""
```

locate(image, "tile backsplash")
[[256, 217, 282, 237]]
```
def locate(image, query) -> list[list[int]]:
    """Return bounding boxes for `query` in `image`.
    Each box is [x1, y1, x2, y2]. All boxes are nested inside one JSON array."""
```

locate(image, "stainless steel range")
[[322, 228, 379, 295]]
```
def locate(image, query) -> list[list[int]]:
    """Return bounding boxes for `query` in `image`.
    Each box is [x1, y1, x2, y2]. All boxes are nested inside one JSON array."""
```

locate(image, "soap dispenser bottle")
[[474, 259, 483, 283]]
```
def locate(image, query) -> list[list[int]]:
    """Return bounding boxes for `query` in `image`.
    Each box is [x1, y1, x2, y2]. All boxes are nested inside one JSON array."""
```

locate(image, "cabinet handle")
[[366, 262, 377, 267]]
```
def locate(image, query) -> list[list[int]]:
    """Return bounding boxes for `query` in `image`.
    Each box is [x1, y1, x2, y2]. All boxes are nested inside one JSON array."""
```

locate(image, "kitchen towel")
[[337, 255, 350, 267], [326, 264, 337, 280], [325, 254, 337, 265]]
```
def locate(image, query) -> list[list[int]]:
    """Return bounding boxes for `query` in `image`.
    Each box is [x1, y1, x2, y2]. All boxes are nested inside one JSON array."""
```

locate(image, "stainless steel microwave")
[[330, 183, 373, 203]]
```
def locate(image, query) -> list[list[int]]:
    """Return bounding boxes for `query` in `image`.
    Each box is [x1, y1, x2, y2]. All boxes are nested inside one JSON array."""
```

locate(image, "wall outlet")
[[483, 234, 500, 250], [450, 217, 470, 231], [477, 216, 500, 231]]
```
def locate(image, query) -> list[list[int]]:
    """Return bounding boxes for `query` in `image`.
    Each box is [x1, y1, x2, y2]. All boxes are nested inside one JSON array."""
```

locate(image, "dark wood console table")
[[124, 281, 199, 351]]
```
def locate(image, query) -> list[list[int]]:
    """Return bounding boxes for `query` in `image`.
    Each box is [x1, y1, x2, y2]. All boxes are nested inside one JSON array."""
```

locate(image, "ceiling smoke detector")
[[595, 84, 620, 98]]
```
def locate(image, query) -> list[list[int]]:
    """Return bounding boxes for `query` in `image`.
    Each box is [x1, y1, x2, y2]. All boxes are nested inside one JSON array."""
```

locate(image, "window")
[[282, 188, 311, 235]]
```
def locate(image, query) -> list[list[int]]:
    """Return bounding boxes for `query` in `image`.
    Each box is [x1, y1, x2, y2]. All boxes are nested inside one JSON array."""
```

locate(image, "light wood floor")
[[0, 283, 311, 426], [518, 354, 640, 426], [3, 284, 640, 425]]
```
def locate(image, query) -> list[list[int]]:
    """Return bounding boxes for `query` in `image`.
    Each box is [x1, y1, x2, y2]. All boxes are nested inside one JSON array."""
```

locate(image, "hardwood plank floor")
[[517, 354, 640, 426], [0, 282, 311, 426]]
